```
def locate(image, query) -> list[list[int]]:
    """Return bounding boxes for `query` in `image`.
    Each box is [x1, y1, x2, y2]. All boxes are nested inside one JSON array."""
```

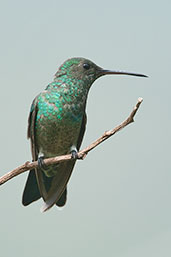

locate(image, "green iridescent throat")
[[35, 77, 89, 126]]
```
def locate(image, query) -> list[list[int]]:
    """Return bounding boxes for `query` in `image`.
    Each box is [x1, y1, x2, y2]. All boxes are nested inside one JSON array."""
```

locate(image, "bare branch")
[[0, 97, 143, 186]]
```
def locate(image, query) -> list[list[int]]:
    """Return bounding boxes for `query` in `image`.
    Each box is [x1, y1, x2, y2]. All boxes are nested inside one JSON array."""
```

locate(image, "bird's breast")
[[35, 91, 85, 157]]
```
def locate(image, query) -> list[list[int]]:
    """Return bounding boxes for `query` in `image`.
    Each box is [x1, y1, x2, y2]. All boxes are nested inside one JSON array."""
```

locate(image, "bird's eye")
[[83, 63, 90, 70]]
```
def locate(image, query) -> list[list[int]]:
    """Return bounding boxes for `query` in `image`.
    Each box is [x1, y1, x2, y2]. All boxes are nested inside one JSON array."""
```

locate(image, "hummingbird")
[[22, 57, 147, 212]]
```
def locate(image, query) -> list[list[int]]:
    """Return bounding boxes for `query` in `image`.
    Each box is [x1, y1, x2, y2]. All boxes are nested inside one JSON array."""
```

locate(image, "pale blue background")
[[0, 0, 171, 256]]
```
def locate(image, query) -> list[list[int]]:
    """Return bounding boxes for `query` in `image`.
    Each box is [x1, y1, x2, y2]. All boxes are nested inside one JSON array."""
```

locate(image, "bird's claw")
[[38, 156, 47, 170], [71, 150, 79, 159]]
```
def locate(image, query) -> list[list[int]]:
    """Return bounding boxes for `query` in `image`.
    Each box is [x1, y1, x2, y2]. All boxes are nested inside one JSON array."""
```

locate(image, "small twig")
[[0, 97, 143, 186]]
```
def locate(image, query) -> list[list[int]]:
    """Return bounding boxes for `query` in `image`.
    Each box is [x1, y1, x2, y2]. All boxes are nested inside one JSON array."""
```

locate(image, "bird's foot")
[[38, 156, 47, 170], [71, 149, 79, 159], [70, 145, 80, 159]]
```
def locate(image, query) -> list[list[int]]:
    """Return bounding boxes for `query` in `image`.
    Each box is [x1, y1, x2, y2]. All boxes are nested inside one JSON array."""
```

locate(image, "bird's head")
[[55, 57, 147, 88]]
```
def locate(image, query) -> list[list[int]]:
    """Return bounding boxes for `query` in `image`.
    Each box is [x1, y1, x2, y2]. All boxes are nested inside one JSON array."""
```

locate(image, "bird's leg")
[[70, 145, 79, 159], [38, 155, 48, 170], [71, 150, 78, 159]]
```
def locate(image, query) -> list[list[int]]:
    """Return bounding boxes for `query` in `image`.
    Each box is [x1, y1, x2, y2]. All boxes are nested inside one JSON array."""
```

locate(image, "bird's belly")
[[35, 113, 82, 157]]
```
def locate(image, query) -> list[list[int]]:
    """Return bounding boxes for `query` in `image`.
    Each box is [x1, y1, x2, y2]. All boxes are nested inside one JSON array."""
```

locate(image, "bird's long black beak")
[[100, 69, 148, 78]]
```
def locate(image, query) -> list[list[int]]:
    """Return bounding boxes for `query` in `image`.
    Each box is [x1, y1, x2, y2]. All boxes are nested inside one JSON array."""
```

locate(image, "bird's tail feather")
[[56, 188, 67, 207], [22, 169, 41, 206], [39, 160, 76, 212], [22, 168, 67, 208]]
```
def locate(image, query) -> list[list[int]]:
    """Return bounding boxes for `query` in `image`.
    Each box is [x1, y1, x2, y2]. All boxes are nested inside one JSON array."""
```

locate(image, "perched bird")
[[22, 57, 147, 212]]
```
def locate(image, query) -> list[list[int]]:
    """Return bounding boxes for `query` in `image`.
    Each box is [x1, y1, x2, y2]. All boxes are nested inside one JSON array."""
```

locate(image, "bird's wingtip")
[[40, 202, 50, 213]]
